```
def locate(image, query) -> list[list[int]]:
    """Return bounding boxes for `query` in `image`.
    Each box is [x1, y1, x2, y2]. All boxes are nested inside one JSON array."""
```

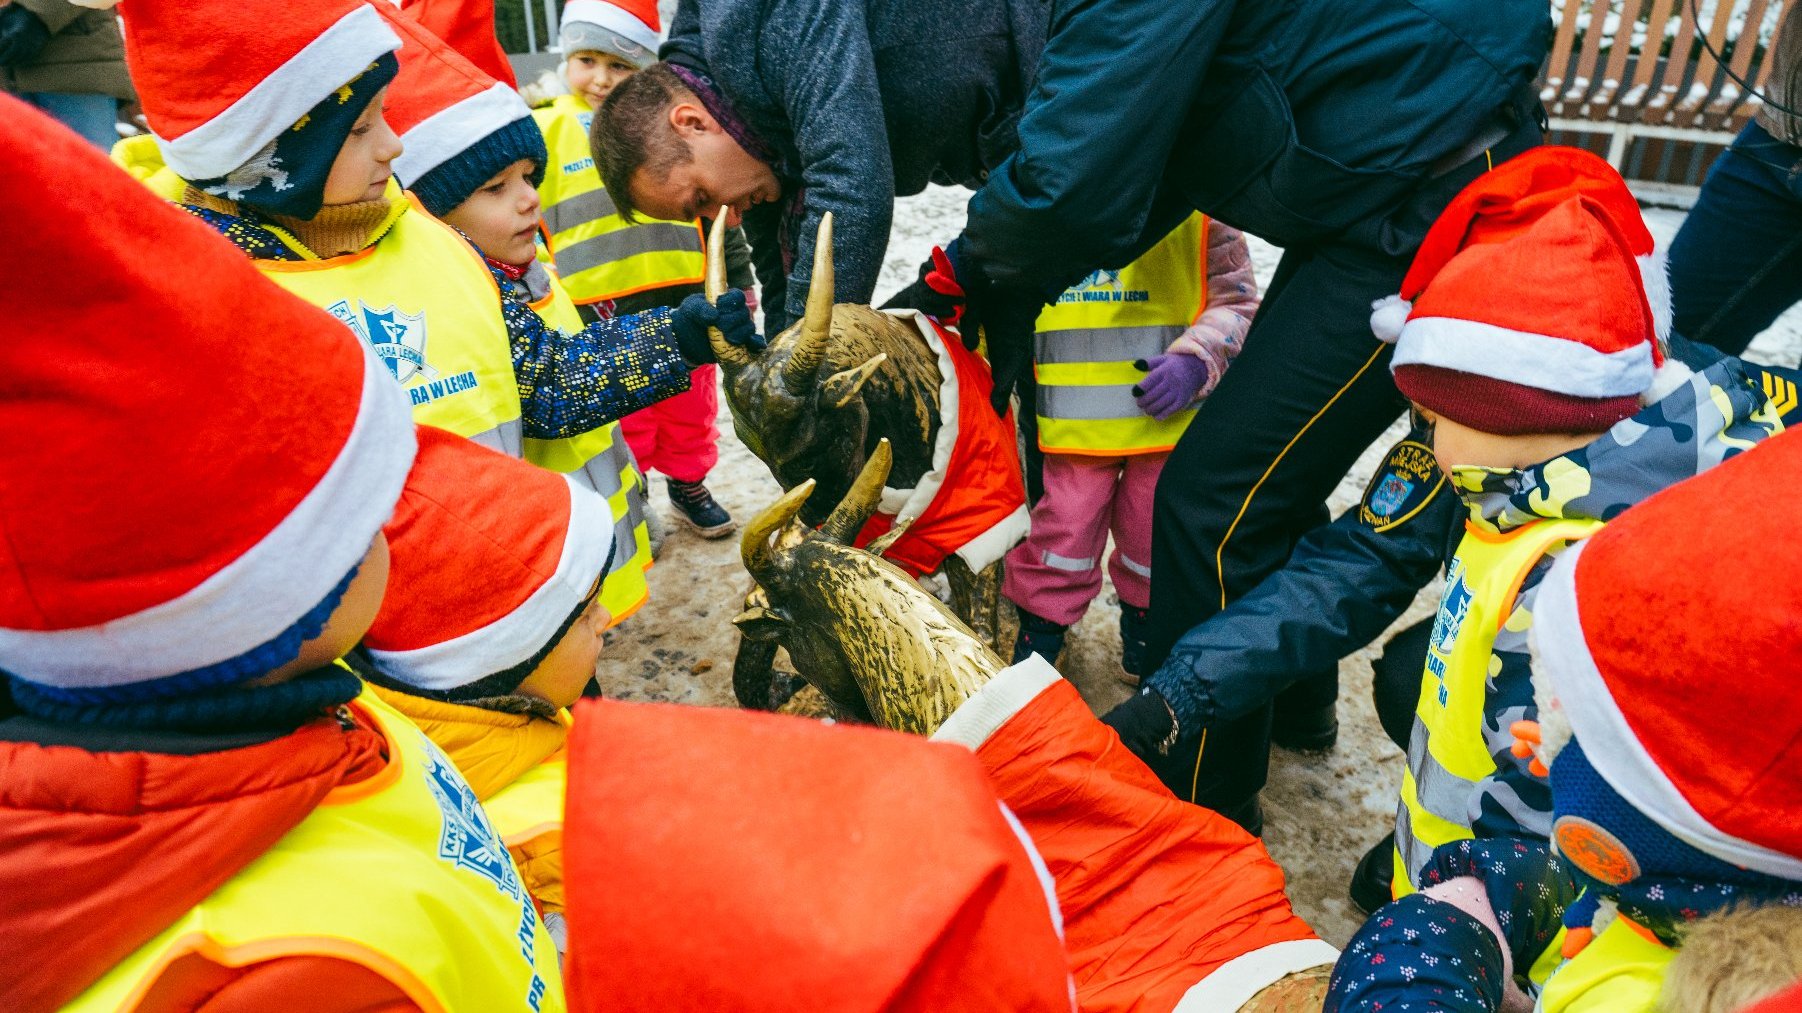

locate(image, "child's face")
[[515, 594, 612, 710], [322, 88, 403, 206], [566, 50, 638, 110], [440, 159, 543, 266], [1417, 404, 1602, 475]]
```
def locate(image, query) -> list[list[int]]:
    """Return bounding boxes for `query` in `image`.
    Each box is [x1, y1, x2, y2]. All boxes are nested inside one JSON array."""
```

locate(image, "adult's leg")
[[1667, 123, 1802, 357], [1144, 242, 1411, 815], [1372, 617, 1433, 753], [21, 93, 120, 150]]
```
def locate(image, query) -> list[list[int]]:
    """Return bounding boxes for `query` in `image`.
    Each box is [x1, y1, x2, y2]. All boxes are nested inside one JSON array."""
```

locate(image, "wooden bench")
[[1540, 0, 1791, 197]]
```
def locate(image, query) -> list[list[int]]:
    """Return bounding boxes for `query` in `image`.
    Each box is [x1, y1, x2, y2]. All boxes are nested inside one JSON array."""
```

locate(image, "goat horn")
[[821, 352, 886, 410], [817, 439, 893, 545], [783, 212, 834, 386], [704, 207, 752, 367], [741, 478, 815, 582]]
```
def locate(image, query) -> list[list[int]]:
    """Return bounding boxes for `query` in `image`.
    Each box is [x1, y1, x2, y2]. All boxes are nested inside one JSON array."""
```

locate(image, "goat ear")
[[822, 353, 887, 409], [864, 515, 914, 557], [732, 605, 788, 642]]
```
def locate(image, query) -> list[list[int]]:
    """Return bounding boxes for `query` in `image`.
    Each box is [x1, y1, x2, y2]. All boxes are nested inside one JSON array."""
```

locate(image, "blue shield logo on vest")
[[421, 739, 524, 900], [1428, 561, 1473, 706], [325, 299, 436, 384]]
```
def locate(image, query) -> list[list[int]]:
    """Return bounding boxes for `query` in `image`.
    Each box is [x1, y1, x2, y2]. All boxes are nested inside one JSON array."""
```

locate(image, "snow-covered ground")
[[595, 186, 1802, 947]]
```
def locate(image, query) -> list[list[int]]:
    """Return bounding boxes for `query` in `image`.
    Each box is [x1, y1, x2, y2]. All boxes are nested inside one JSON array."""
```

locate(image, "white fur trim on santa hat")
[[560, 0, 658, 54], [1172, 939, 1340, 1013], [392, 82, 534, 188], [365, 476, 615, 690], [1370, 294, 1412, 344], [1394, 316, 1657, 398], [1638, 250, 1673, 344], [1532, 543, 1802, 881], [1640, 359, 1695, 405], [0, 344, 415, 687], [152, 4, 400, 181]]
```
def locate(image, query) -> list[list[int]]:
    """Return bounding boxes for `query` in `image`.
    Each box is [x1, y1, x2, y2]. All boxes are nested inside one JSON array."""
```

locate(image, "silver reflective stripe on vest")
[[564, 443, 631, 500], [1041, 550, 1096, 572], [553, 222, 699, 276], [543, 187, 619, 238], [1399, 714, 1486, 878], [609, 511, 639, 577], [1036, 383, 1144, 421], [1394, 800, 1424, 884], [1034, 324, 1182, 365], [466, 418, 524, 457]]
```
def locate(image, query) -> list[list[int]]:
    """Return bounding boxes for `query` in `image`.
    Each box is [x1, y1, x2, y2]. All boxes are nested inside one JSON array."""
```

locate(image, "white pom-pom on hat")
[[1370, 294, 1412, 344]]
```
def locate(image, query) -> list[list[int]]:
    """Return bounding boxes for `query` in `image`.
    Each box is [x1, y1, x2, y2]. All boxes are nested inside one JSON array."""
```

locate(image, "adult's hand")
[[883, 239, 1042, 417], [1100, 689, 1177, 761], [0, 5, 51, 69]]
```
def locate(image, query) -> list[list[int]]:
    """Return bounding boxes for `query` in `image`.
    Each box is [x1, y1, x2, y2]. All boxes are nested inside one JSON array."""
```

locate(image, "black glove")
[[881, 240, 1041, 417], [671, 289, 765, 365], [1100, 689, 1176, 761], [0, 5, 51, 69]]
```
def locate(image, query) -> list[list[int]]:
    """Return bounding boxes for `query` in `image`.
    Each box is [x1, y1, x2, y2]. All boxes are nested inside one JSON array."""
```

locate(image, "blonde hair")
[[1661, 904, 1802, 1013]]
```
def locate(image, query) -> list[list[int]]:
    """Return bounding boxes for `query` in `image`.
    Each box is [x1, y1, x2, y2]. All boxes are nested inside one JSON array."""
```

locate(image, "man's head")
[[592, 63, 780, 226]]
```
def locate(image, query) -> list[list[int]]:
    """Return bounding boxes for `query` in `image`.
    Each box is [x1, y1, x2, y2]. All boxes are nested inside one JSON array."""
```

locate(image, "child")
[[1367, 147, 1786, 906], [115, 0, 759, 470], [0, 99, 562, 1012], [356, 426, 621, 953], [1325, 425, 1802, 1013], [535, 0, 744, 538], [382, 7, 653, 625], [1005, 213, 1257, 681]]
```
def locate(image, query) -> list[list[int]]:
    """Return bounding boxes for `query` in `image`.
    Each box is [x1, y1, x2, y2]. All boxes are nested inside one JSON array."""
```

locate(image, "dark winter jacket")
[[662, 0, 1049, 331], [962, 0, 1553, 295], [0, 0, 132, 101], [1149, 351, 1802, 746]]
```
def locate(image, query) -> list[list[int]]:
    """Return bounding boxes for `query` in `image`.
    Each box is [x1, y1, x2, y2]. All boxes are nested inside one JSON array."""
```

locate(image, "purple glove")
[[1132, 354, 1213, 421]]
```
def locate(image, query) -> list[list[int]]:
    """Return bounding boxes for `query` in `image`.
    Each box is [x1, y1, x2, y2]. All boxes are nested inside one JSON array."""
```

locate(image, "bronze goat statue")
[[700, 212, 1024, 711]]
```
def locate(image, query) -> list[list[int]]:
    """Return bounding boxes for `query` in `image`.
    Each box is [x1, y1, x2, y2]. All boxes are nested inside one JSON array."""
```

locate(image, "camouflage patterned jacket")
[[1444, 357, 1786, 845]]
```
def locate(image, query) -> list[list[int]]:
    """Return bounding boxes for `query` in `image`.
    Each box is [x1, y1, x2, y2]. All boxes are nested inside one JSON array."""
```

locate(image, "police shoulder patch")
[[1360, 439, 1443, 532]]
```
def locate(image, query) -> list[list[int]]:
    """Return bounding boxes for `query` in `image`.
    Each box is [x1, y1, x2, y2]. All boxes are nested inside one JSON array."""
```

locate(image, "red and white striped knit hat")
[[0, 96, 416, 702], [1530, 426, 1802, 880], [362, 426, 616, 699], [1371, 146, 1685, 435], [119, 0, 401, 187], [385, 4, 546, 217], [560, 0, 660, 67]]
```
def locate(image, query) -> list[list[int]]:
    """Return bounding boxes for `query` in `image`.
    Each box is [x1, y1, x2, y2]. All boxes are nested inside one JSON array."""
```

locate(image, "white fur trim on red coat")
[[365, 476, 616, 691], [1172, 939, 1340, 1012], [1532, 542, 1802, 881], [931, 654, 1062, 749], [151, 5, 401, 182], [0, 344, 416, 687]]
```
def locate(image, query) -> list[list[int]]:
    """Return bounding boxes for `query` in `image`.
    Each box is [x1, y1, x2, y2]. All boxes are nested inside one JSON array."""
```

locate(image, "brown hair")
[[591, 62, 695, 223]]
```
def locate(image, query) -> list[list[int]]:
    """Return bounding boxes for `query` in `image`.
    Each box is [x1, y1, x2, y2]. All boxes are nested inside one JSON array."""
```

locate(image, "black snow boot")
[[1349, 832, 1397, 914], [1011, 606, 1068, 667], [1118, 604, 1151, 686], [668, 479, 736, 539]]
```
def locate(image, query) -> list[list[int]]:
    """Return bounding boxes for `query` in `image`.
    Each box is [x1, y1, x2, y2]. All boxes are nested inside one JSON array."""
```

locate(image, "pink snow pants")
[[620, 363, 720, 484], [1003, 451, 1164, 626]]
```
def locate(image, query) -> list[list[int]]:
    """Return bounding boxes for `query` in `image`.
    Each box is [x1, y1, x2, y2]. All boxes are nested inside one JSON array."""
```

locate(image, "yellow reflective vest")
[[109, 134, 187, 202], [63, 689, 567, 1013], [1536, 914, 1672, 1013], [523, 267, 654, 625], [1033, 214, 1208, 455], [257, 196, 524, 455], [533, 94, 705, 304], [1394, 517, 1602, 891]]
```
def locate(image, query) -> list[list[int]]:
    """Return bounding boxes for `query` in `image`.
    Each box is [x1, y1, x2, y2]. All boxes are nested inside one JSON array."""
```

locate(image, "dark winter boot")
[[1011, 606, 1068, 667], [667, 479, 736, 538], [1349, 832, 1397, 914], [1118, 604, 1151, 686]]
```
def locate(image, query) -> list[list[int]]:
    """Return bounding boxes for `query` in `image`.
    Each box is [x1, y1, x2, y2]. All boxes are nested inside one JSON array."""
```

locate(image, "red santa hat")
[[399, 0, 517, 88], [120, 0, 401, 204], [560, 0, 660, 68], [385, 5, 547, 217], [362, 426, 616, 699], [562, 698, 1075, 1011], [1371, 146, 1687, 436], [1529, 427, 1802, 881], [0, 96, 415, 703]]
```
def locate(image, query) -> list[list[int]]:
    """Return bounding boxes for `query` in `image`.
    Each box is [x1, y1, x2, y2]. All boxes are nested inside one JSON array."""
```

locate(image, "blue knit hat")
[[385, 6, 547, 218]]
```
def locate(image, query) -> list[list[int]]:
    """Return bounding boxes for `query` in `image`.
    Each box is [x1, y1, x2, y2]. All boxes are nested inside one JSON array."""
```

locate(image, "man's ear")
[[668, 100, 715, 139]]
